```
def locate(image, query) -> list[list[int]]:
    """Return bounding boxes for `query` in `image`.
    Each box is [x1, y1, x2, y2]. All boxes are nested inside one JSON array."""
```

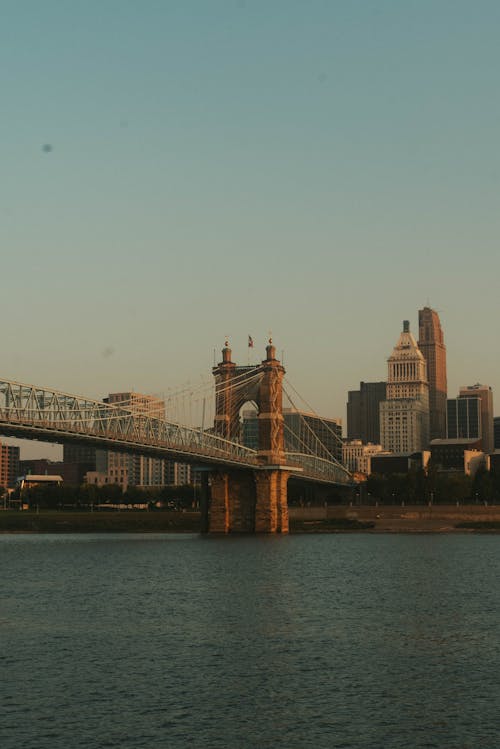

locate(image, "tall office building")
[[494, 416, 500, 450], [346, 390, 361, 440], [346, 381, 386, 443], [63, 444, 97, 466], [282, 408, 343, 463], [447, 397, 481, 441], [98, 393, 193, 488], [62, 444, 97, 484], [418, 306, 447, 440], [242, 408, 343, 463], [459, 384, 494, 454], [0, 441, 20, 488], [104, 392, 169, 488], [104, 392, 165, 418], [165, 461, 192, 486], [380, 321, 430, 453]]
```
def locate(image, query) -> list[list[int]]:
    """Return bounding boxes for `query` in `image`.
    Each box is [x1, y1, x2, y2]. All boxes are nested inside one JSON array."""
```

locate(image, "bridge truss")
[[0, 379, 258, 469], [0, 377, 352, 486]]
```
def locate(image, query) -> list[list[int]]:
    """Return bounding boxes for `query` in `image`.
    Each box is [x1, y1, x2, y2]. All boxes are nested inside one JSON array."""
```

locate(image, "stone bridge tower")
[[209, 340, 289, 533]]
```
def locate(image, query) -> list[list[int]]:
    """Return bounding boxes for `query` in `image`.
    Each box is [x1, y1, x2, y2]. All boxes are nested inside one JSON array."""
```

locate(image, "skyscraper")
[[346, 390, 361, 440], [494, 416, 500, 450], [104, 392, 170, 487], [63, 444, 97, 466], [0, 441, 20, 488], [241, 408, 343, 463], [418, 306, 447, 440], [346, 381, 386, 443], [459, 384, 494, 454], [380, 321, 430, 453], [447, 396, 481, 441]]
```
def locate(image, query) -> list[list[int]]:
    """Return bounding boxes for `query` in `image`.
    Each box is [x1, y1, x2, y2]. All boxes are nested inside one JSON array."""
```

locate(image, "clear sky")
[[1, 1, 500, 458]]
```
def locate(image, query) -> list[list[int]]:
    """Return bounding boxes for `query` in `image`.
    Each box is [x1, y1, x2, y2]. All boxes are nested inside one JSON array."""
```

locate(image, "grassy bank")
[[2, 510, 500, 534], [0, 510, 376, 534], [0, 510, 202, 534]]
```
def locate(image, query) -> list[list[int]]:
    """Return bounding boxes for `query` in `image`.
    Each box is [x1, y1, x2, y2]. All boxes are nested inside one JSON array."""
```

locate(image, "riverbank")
[[1, 506, 500, 533], [290, 504, 500, 533], [0, 510, 201, 534]]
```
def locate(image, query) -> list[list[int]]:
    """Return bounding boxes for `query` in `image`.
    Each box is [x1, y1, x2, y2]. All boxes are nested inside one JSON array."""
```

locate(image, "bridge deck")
[[0, 378, 351, 485]]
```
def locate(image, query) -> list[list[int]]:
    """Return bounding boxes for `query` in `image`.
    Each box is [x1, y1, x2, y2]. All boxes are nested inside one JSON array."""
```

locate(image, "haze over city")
[[2, 1, 500, 455]]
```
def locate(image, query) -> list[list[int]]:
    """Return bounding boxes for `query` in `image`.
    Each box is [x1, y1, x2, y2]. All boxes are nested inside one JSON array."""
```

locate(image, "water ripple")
[[1, 534, 499, 748]]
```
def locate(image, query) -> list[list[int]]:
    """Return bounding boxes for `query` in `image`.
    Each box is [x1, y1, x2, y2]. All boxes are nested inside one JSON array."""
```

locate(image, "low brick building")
[[430, 439, 482, 471]]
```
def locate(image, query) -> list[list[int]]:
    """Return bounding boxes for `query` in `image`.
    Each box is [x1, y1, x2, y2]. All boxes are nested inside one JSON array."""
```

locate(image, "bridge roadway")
[[0, 378, 351, 486]]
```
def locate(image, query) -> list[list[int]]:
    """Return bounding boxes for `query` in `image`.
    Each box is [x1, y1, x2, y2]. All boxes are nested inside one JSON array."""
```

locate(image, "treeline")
[[15, 483, 197, 510], [365, 465, 500, 505]]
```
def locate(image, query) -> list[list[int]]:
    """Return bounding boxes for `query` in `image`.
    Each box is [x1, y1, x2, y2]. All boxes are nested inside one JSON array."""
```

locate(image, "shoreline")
[[1, 507, 500, 534], [289, 504, 500, 534]]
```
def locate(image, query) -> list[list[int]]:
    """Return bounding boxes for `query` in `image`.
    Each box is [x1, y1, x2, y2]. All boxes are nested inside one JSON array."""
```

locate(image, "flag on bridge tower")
[[248, 335, 254, 348]]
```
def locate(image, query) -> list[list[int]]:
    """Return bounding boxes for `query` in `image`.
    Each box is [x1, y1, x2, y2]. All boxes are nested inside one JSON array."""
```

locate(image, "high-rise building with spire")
[[418, 306, 447, 440], [380, 321, 430, 453]]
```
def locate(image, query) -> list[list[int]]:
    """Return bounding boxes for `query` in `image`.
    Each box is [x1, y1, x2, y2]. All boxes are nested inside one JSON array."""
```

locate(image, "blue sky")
[[1, 1, 499, 457]]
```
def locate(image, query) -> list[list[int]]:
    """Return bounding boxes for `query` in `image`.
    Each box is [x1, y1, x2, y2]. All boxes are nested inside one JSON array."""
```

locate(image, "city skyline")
[[4, 305, 497, 461]]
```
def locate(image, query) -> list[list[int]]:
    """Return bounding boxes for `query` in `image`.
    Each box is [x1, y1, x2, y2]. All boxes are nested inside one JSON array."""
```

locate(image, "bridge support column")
[[199, 472, 210, 534], [209, 470, 256, 533], [209, 472, 230, 533], [254, 469, 289, 533]]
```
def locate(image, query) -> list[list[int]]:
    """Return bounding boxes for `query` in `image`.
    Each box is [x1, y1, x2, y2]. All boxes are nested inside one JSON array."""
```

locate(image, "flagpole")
[[247, 335, 254, 365]]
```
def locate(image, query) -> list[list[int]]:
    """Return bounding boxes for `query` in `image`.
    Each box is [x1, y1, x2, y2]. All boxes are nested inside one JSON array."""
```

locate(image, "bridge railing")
[[0, 379, 258, 465], [285, 452, 352, 485]]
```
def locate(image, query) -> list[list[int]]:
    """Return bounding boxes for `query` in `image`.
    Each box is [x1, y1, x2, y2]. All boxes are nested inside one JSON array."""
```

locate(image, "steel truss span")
[[0, 379, 258, 469], [0, 378, 351, 485]]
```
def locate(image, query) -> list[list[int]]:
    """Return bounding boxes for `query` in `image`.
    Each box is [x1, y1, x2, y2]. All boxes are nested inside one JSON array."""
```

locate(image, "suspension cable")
[[282, 383, 345, 467], [283, 377, 344, 448]]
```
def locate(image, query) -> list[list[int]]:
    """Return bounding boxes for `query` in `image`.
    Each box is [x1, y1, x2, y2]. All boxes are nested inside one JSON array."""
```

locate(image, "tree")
[[472, 466, 492, 503], [77, 483, 98, 506]]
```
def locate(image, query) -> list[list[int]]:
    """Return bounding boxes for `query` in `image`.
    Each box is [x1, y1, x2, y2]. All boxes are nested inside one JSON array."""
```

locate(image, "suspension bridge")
[[0, 340, 352, 532]]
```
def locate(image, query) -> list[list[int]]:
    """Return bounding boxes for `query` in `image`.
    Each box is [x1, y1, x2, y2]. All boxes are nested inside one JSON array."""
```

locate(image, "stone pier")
[[254, 468, 289, 533], [208, 468, 289, 534]]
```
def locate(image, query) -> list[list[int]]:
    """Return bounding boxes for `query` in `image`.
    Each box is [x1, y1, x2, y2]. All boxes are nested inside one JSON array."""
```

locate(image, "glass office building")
[[447, 397, 481, 441]]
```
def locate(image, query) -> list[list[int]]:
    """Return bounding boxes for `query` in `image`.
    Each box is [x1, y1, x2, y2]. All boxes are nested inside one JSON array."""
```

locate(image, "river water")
[[1, 533, 499, 749]]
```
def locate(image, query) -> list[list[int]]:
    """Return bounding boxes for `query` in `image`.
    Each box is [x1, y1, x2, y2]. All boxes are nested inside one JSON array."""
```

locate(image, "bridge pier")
[[209, 470, 256, 533], [207, 467, 289, 534], [254, 468, 289, 533], [199, 472, 210, 534]]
